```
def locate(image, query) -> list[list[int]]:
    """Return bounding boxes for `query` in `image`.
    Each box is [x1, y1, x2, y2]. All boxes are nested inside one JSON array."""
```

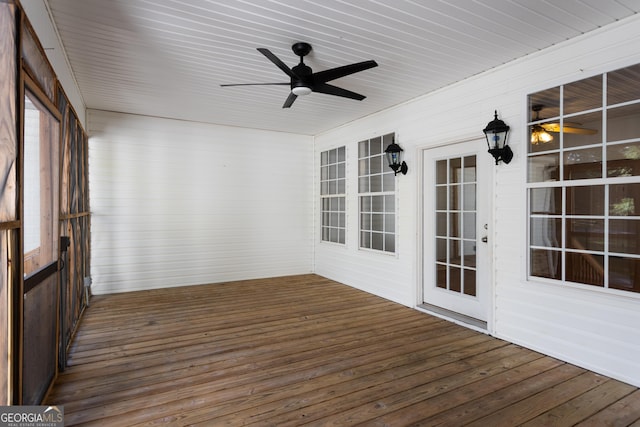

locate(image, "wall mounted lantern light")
[[483, 110, 512, 165], [385, 139, 408, 175]]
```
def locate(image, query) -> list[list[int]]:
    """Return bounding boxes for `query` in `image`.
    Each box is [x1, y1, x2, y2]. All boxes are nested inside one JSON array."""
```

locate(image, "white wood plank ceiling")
[[41, 0, 640, 135]]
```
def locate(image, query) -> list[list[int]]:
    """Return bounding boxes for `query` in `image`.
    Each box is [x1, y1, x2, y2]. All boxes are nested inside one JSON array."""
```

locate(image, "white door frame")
[[415, 137, 495, 334]]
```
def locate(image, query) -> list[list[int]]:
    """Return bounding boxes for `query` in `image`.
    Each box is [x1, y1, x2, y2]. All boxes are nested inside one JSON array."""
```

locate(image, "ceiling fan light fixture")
[[531, 124, 553, 145], [291, 86, 312, 96]]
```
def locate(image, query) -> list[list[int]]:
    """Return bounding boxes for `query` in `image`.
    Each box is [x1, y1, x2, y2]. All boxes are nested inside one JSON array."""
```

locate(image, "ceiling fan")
[[221, 42, 378, 108], [530, 104, 598, 144]]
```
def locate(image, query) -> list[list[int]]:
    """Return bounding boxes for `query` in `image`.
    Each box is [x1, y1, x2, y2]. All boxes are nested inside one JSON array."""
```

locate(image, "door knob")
[[481, 236, 488, 243]]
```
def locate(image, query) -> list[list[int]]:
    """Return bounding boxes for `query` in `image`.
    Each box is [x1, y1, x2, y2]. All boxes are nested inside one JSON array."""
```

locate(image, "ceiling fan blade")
[[313, 60, 378, 83], [314, 83, 366, 100], [220, 82, 289, 87], [282, 92, 297, 108], [257, 48, 298, 79], [542, 123, 597, 135]]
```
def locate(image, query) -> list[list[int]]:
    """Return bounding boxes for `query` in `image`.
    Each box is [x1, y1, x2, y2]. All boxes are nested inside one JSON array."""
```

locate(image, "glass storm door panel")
[[423, 140, 490, 323]]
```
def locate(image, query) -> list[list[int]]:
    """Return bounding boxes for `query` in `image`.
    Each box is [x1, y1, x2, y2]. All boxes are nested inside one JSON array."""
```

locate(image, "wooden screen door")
[[422, 140, 491, 325]]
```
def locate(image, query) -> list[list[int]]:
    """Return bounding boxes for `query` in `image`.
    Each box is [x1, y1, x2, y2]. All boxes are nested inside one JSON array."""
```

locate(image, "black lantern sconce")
[[384, 139, 408, 176], [483, 110, 512, 165]]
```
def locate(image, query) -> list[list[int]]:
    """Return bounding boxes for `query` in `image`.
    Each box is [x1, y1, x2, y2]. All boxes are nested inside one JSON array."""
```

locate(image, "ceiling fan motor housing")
[[291, 63, 313, 94]]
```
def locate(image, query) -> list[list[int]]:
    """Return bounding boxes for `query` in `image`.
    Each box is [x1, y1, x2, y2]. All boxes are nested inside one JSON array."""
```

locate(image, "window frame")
[[320, 146, 347, 245], [526, 63, 640, 295], [358, 133, 398, 255]]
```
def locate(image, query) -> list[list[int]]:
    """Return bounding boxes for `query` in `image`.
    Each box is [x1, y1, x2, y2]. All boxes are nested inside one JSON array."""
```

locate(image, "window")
[[358, 133, 396, 253], [23, 90, 60, 276], [320, 146, 346, 244], [527, 63, 640, 293]]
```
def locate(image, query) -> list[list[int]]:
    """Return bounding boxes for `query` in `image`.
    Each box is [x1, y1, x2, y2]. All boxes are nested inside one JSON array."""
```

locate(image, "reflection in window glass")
[[609, 183, 640, 216], [607, 142, 640, 177], [566, 219, 604, 251], [564, 74, 602, 115], [530, 217, 561, 248], [562, 111, 602, 148], [530, 187, 562, 215], [609, 256, 640, 293], [528, 153, 560, 182], [607, 103, 640, 142], [566, 252, 604, 287], [607, 63, 640, 105], [530, 249, 561, 280], [529, 86, 560, 121], [563, 147, 602, 180], [609, 220, 640, 255], [527, 62, 640, 294], [566, 186, 604, 215]]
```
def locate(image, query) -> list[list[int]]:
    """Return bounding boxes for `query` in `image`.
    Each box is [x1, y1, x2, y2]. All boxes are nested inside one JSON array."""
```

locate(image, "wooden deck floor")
[[46, 274, 640, 426]]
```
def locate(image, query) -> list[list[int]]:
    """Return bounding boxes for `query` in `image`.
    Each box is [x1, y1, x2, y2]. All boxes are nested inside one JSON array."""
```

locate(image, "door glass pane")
[[463, 156, 476, 181], [450, 185, 461, 210], [450, 158, 461, 183], [463, 213, 476, 240], [463, 241, 476, 268], [436, 264, 447, 289], [436, 238, 447, 262], [436, 212, 447, 236], [449, 266, 461, 292], [436, 186, 447, 210], [434, 155, 477, 297], [463, 184, 476, 210], [436, 160, 447, 184], [449, 212, 460, 237], [463, 269, 476, 296], [449, 240, 461, 266]]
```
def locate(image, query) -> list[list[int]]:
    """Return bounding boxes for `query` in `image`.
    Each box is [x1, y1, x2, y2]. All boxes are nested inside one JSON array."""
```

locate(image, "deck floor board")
[[45, 274, 640, 426]]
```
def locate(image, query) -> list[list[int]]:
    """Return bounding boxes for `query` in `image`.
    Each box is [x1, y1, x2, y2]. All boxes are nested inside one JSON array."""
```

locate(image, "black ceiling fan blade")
[[313, 60, 378, 83], [282, 92, 297, 108], [257, 48, 298, 79], [220, 82, 289, 87], [314, 83, 366, 100]]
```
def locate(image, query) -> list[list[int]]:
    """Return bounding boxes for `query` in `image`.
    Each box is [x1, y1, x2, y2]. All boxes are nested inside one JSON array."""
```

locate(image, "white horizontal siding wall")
[[314, 14, 640, 386], [89, 110, 313, 294]]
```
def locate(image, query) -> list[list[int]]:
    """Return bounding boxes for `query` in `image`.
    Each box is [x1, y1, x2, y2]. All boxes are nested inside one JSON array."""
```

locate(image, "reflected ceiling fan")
[[531, 104, 597, 144], [221, 42, 378, 108]]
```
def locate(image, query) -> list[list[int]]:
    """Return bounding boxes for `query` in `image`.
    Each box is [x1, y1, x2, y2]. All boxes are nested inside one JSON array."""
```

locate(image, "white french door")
[[422, 140, 491, 324]]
